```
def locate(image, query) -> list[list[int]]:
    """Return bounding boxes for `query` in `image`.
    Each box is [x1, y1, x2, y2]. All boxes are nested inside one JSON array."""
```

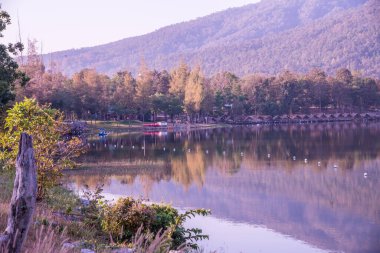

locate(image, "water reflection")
[[67, 123, 380, 253]]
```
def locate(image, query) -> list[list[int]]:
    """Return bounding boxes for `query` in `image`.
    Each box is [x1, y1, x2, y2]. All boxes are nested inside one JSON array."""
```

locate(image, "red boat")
[[143, 122, 168, 128]]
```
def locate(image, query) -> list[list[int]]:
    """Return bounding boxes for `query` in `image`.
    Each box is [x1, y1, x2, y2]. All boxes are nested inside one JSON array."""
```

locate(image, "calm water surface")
[[66, 123, 380, 253]]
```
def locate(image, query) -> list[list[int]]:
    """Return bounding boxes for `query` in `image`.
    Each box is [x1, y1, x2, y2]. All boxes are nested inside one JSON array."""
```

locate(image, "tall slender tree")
[[135, 62, 154, 121], [184, 66, 205, 120], [169, 61, 189, 101], [0, 7, 28, 113]]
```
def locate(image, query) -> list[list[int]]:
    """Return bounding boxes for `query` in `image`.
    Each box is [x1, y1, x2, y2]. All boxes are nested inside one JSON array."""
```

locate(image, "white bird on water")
[[304, 158, 308, 164], [293, 156, 296, 161], [364, 172, 368, 178]]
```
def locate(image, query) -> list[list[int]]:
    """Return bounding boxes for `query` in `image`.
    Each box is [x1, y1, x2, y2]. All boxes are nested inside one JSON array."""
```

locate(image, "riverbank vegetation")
[[0, 169, 210, 252], [14, 40, 380, 123], [0, 99, 211, 252]]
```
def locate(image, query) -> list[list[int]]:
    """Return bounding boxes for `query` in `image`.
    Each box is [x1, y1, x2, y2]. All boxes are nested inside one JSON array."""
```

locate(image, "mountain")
[[47, 0, 380, 77]]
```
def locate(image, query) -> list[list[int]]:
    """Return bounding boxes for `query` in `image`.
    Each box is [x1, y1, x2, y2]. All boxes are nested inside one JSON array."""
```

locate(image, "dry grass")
[[132, 226, 173, 253], [0, 224, 73, 253], [24, 225, 71, 253], [0, 200, 75, 253]]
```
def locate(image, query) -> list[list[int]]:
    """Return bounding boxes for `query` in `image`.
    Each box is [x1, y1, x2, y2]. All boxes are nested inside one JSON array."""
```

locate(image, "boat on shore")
[[143, 122, 168, 129], [98, 128, 108, 136]]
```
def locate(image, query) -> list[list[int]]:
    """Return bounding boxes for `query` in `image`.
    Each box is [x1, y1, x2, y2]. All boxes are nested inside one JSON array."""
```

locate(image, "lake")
[[66, 122, 380, 253]]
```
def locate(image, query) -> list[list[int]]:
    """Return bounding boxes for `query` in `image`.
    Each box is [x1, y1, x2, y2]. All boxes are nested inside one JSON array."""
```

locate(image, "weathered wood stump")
[[0, 133, 37, 253]]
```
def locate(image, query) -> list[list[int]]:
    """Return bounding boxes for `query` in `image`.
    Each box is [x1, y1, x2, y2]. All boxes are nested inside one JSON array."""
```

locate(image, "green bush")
[[150, 204, 178, 234], [101, 198, 156, 242], [100, 197, 210, 249]]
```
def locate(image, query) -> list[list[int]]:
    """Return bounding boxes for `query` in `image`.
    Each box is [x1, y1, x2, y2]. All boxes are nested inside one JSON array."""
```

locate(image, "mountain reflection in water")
[[66, 123, 380, 253]]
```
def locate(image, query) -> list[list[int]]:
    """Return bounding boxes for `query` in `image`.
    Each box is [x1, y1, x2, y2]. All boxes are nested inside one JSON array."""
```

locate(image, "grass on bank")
[[86, 120, 143, 133], [85, 120, 228, 136]]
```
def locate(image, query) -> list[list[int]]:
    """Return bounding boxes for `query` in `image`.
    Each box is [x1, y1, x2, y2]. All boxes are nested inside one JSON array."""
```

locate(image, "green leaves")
[[169, 208, 211, 249], [0, 7, 29, 111], [0, 98, 85, 198], [99, 196, 210, 250], [0, 10, 11, 37]]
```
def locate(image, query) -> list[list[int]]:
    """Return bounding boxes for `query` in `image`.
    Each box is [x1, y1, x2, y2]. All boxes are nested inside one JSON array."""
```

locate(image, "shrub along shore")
[[0, 168, 210, 253]]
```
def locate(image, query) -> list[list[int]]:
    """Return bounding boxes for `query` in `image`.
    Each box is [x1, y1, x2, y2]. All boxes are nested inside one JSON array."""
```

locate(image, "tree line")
[[15, 40, 380, 122]]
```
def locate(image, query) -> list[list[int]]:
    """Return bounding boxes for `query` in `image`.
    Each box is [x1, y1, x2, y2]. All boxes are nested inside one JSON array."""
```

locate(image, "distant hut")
[[280, 115, 291, 123], [327, 114, 336, 121], [309, 114, 320, 122], [353, 113, 362, 120], [334, 113, 345, 121], [272, 115, 281, 123], [256, 115, 266, 123], [264, 115, 273, 123], [372, 112, 380, 120], [302, 114, 311, 122], [290, 114, 303, 123], [316, 113, 328, 122], [343, 113, 353, 121], [244, 116, 256, 124], [361, 113, 373, 121]]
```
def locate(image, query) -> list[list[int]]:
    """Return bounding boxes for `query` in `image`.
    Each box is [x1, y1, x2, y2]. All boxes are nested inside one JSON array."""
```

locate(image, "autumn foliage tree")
[[184, 66, 205, 119]]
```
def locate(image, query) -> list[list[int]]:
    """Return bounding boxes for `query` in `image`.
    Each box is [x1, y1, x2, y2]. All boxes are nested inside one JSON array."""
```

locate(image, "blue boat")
[[98, 128, 108, 136]]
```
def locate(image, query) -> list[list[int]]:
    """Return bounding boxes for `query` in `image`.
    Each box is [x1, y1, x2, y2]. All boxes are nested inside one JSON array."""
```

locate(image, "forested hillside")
[[45, 0, 380, 77], [19, 40, 380, 120]]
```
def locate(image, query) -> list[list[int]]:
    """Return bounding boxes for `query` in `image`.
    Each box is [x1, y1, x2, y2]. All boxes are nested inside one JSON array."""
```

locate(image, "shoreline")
[[79, 112, 380, 135]]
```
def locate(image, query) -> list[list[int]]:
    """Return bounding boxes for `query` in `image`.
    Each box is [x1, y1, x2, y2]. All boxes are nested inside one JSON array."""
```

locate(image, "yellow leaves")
[[184, 66, 205, 114], [0, 98, 86, 199]]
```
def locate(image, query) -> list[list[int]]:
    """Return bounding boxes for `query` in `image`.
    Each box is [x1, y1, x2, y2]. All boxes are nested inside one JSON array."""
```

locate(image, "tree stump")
[[0, 133, 37, 253]]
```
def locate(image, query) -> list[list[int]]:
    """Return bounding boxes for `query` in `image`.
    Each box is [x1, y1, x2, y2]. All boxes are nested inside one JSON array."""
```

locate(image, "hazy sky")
[[2, 0, 261, 53]]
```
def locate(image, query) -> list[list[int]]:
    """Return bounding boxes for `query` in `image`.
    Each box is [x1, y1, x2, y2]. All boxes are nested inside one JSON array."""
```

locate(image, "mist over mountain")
[[47, 0, 380, 77]]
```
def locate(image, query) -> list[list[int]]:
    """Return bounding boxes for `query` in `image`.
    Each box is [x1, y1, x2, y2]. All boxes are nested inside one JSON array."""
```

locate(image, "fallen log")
[[0, 133, 37, 253]]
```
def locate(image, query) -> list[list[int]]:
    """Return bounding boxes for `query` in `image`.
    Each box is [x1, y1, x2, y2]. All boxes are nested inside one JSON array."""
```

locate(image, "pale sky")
[[1, 0, 261, 53]]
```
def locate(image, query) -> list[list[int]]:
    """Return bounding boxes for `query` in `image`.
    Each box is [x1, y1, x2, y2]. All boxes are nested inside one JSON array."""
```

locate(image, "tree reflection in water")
[[66, 122, 380, 253]]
